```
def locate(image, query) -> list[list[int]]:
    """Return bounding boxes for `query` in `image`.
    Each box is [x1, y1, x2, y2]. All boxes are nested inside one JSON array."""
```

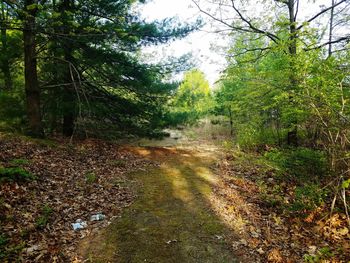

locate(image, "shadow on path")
[[79, 146, 239, 263]]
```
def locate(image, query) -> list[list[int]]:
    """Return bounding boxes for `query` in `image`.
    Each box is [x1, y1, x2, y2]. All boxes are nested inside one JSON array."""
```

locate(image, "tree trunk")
[[328, 0, 335, 57], [61, 0, 76, 137], [1, 28, 12, 90], [0, 2, 12, 90], [228, 106, 233, 136], [62, 109, 74, 136], [23, 0, 43, 137], [287, 0, 298, 146]]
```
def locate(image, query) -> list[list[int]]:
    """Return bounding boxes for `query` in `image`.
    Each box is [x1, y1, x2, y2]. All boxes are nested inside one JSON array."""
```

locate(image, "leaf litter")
[[210, 150, 350, 262], [0, 134, 156, 262]]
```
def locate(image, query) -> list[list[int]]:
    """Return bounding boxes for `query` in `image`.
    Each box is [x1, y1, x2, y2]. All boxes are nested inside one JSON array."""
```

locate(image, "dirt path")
[[79, 144, 238, 262]]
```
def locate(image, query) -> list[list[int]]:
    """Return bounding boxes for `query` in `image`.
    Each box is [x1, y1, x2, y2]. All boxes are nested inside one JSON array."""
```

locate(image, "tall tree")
[[1, 0, 198, 137], [192, 0, 350, 144], [23, 0, 43, 137], [0, 1, 12, 90]]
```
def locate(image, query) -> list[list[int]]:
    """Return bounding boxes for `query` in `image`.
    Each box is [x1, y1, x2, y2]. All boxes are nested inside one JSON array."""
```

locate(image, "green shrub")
[[264, 147, 328, 181], [290, 184, 329, 211], [303, 247, 334, 262], [0, 92, 25, 131], [35, 204, 53, 229], [0, 167, 36, 183]]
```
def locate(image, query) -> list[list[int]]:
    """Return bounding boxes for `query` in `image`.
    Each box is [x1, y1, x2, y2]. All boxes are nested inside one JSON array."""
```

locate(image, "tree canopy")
[[0, 0, 199, 137]]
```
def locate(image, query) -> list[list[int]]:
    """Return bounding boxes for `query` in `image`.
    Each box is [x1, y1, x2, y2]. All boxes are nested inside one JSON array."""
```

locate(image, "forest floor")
[[78, 130, 350, 263], [1, 129, 349, 262]]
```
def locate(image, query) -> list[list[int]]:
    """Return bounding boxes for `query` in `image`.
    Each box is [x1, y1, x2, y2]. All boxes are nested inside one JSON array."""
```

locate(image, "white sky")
[[139, 0, 227, 86], [139, 0, 346, 86]]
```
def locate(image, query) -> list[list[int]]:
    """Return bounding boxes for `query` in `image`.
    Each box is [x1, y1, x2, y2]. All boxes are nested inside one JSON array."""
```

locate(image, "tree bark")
[[328, 0, 335, 57], [287, 0, 298, 146], [61, 0, 76, 137], [228, 106, 233, 136], [0, 2, 12, 90], [23, 0, 43, 137]]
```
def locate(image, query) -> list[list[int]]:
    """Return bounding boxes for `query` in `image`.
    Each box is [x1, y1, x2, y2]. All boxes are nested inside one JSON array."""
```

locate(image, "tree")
[[167, 69, 212, 125], [0, 0, 198, 137], [192, 0, 350, 145], [22, 0, 43, 137], [0, 1, 12, 90]]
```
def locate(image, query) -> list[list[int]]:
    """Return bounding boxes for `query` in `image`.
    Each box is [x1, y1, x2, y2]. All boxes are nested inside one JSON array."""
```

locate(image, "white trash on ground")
[[90, 213, 106, 221], [72, 219, 87, 231]]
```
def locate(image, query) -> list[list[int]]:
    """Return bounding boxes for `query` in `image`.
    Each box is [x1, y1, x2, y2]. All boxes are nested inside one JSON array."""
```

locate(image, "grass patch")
[[85, 172, 97, 184], [0, 167, 36, 183], [264, 147, 328, 182]]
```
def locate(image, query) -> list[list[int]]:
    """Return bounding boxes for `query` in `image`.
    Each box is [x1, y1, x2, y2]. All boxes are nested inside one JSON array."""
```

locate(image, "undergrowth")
[[0, 167, 36, 183]]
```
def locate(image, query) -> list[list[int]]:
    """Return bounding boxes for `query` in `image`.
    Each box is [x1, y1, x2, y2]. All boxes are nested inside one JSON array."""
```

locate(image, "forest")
[[0, 0, 350, 262]]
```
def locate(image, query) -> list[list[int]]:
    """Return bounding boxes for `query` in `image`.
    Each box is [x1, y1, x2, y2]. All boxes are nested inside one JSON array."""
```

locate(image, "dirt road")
[[79, 144, 238, 262]]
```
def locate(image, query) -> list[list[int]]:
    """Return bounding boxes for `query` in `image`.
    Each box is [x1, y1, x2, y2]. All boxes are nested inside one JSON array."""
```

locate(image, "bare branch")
[[191, 0, 280, 43], [297, 0, 348, 30], [229, 0, 280, 43], [305, 35, 350, 51]]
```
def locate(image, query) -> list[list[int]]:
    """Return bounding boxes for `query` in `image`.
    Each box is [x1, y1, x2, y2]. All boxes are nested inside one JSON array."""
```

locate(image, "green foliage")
[[291, 184, 329, 211], [0, 234, 25, 262], [0, 92, 25, 131], [304, 247, 334, 263], [35, 204, 53, 229], [167, 69, 213, 126], [0, 167, 36, 183], [85, 172, 97, 184], [264, 148, 327, 181], [342, 179, 350, 189], [9, 159, 30, 166], [264, 148, 329, 211], [1, 0, 199, 137]]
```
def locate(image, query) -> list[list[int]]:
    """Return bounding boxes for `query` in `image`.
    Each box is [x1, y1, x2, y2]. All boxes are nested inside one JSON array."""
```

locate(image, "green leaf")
[[342, 179, 350, 189], [26, 4, 38, 10]]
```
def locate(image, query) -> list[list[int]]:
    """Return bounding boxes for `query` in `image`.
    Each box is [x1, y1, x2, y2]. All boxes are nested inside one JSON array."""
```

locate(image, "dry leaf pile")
[[212, 153, 350, 262], [0, 134, 155, 262]]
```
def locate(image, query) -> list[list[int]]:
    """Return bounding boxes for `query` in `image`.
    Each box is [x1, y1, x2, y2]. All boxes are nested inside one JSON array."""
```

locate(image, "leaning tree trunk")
[[23, 0, 43, 137]]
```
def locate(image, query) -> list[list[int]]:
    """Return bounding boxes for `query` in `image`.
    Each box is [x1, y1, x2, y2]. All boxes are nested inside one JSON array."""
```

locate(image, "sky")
[[138, 0, 343, 86], [139, 0, 227, 86]]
